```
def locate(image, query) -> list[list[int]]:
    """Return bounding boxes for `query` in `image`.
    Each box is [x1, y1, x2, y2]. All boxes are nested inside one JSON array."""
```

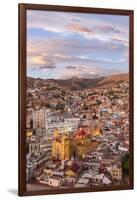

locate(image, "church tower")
[[52, 129, 70, 160], [52, 129, 61, 160], [61, 136, 70, 160]]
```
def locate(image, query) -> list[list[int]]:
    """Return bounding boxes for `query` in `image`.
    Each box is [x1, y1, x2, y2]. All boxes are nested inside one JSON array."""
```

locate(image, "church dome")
[[74, 129, 87, 139]]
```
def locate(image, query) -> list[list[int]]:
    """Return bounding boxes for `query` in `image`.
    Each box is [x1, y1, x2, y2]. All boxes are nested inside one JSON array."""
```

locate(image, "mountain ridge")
[[27, 73, 129, 90]]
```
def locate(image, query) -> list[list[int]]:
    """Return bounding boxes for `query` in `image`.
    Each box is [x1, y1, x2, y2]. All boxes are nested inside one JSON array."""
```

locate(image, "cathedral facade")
[[52, 127, 100, 161]]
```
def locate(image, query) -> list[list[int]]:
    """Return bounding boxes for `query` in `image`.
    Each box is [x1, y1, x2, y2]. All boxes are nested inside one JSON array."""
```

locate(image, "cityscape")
[[26, 74, 129, 190], [26, 10, 129, 191]]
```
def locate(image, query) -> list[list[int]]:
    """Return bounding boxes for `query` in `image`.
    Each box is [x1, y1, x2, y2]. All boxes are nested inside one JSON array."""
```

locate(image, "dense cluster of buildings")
[[26, 80, 129, 190]]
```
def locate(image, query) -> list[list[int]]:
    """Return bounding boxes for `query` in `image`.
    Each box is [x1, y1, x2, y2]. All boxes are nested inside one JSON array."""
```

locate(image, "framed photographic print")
[[18, 3, 134, 196]]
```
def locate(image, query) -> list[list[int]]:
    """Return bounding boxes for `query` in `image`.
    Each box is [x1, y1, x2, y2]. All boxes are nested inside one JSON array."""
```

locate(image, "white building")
[[48, 175, 64, 187], [33, 109, 80, 134], [29, 143, 40, 155], [90, 174, 111, 185], [33, 109, 48, 129], [47, 118, 80, 134]]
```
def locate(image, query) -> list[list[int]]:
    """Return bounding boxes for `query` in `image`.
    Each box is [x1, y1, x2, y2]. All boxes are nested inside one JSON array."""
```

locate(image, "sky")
[[27, 10, 129, 80]]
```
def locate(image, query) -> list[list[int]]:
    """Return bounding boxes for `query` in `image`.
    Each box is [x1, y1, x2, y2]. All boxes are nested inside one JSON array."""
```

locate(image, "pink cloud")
[[94, 25, 123, 34], [67, 23, 95, 34]]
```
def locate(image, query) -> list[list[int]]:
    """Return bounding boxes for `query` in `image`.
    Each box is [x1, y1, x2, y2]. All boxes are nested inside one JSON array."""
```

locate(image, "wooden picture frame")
[[18, 3, 134, 196]]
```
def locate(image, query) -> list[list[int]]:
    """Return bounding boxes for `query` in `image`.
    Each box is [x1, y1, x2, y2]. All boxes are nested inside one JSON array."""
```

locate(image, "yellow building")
[[52, 127, 99, 161], [52, 130, 70, 160], [111, 166, 122, 182], [26, 130, 33, 137]]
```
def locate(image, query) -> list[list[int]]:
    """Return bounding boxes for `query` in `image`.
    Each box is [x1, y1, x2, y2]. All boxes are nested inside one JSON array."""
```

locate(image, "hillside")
[[27, 74, 129, 90]]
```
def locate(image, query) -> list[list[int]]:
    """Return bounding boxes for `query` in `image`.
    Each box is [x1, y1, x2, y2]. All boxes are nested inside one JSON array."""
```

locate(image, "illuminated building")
[[52, 127, 100, 160], [26, 130, 33, 137], [52, 129, 70, 160]]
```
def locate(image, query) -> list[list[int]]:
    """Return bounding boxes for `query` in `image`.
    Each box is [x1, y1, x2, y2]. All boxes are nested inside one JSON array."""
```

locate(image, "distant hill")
[[99, 74, 129, 83], [27, 74, 129, 90], [96, 74, 129, 88]]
